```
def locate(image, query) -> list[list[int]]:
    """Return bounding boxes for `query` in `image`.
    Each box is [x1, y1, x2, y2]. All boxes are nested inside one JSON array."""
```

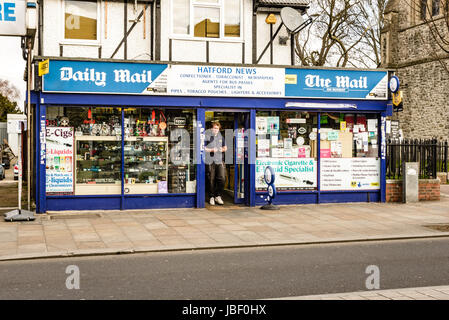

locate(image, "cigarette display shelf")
[[75, 136, 122, 195], [124, 136, 169, 194]]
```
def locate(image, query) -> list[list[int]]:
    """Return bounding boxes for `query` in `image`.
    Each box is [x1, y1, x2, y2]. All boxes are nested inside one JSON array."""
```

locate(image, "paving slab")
[[2, 196, 449, 260], [270, 285, 449, 300]]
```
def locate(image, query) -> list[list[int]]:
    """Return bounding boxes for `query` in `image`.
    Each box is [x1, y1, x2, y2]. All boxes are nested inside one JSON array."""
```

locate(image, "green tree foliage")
[[0, 79, 22, 122]]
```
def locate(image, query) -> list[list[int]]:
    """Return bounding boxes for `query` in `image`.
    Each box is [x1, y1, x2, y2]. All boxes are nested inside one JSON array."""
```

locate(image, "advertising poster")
[[267, 117, 279, 134], [256, 117, 268, 134], [46, 127, 74, 194], [320, 158, 380, 191], [256, 158, 317, 190]]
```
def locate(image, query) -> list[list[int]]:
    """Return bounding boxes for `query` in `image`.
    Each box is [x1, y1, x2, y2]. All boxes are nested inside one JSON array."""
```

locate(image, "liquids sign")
[[0, 1, 26, 36]]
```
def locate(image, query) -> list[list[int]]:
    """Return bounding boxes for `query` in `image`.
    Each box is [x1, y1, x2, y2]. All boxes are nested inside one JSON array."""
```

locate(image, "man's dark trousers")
[[206, 163, 225, 198]]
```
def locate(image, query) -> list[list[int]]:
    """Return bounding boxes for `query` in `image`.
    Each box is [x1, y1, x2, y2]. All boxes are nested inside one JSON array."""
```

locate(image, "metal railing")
[[386, 138, 448, 179]]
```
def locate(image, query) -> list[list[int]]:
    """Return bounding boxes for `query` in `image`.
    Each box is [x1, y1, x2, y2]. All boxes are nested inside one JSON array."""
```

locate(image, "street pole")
[[18, 123, 22, 212], [27, 37, 31, 211]]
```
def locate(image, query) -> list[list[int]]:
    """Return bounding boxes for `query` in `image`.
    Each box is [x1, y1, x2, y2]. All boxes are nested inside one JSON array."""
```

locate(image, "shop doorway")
[[205, 111, 250, 207]]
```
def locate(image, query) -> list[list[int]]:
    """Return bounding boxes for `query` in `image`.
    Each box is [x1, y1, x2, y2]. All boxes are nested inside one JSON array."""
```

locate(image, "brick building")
[[381, 0, 449, 139]]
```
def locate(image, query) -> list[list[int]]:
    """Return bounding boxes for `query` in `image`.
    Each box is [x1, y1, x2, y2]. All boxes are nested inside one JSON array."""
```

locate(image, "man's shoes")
[[215, 196, 224, 205], [210, 197, 215, 205]]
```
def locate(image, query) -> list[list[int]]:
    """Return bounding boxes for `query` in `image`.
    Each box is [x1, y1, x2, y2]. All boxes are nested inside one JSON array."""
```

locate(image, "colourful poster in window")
[[46, 127, 74, 194], [267, 117, 279, 134], [256, 158, 317, 190], [320, 149, 331, 158]]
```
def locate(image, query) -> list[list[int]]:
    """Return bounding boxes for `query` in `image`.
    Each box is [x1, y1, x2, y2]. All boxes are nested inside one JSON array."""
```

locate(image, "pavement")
[[278, 285, 449, 300], [0, 184, 449, 262]]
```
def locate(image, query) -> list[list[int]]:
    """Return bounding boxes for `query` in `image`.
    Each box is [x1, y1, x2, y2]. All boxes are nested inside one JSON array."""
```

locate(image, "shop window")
[[319, 113, 380, 191], [64, 0, 99, 41], [46, 107, 122, 196], [45, 107, 197, 196], [319, 113, 379, 158], [171, 0, 241, 39], [124, 108, 196, 194], [256, 111, 318, 191]]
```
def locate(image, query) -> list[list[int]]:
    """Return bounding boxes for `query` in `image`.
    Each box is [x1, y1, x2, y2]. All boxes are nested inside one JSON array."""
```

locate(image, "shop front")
[[32, 58, 392, 212]]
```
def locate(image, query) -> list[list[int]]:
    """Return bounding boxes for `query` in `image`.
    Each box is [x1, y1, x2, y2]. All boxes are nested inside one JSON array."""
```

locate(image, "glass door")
[[234, 112, 249, 204]]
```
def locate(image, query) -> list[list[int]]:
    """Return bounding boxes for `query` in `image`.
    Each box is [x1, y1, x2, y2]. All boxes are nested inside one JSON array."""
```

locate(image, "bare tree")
[[295, 0, 386, 68], [0, 79, 20, 102], [0, 79, 22, 122]]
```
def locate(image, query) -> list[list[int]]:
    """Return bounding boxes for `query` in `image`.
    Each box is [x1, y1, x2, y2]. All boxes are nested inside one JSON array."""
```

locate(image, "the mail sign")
[[0, 0, 26, 36]]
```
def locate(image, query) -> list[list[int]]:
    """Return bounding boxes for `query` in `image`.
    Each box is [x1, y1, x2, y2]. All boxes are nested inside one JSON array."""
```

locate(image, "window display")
[[319, 113, 379, 158], [75, 138, 121, 195], [46, 106, 196, 196], [256, 111, 318, 191], [124, 108, 196, 194], [319, 113, 380, 191]]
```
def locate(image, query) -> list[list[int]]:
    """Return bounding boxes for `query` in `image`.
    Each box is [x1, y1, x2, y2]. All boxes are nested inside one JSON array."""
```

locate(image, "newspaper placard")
[[45, 127, 74, 194]]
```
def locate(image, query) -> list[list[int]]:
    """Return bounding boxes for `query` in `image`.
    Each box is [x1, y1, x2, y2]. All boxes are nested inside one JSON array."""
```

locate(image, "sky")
[[0, 36, 27, 109]]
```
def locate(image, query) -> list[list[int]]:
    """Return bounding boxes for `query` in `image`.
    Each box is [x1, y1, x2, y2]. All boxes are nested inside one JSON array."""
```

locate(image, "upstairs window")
[[171, 0, 241, 39], [64, 0, 99, 41], [420, 0, 427, 20], [432, 0, 440, 16]]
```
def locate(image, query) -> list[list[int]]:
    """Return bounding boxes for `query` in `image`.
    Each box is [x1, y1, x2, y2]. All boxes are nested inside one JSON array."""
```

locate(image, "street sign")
[[0, 0, 26, 36]]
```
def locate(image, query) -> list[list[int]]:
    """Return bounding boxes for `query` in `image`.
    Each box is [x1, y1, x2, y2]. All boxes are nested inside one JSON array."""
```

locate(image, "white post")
[[27, 37, 31, 211], [18, 122, 23, 212]]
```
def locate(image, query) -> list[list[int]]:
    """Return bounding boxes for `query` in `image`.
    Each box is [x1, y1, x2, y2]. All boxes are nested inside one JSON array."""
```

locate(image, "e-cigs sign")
[[0, 0, 26, 36]]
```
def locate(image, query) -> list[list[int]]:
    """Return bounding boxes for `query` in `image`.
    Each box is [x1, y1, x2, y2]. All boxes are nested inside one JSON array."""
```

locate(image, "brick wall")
[[381, 0, 449, 140], [419, 179, 441, 201], [386, 179, 440, 202]]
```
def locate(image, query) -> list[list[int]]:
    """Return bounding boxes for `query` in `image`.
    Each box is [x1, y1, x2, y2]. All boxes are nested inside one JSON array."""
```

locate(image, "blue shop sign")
[[43, 60, 388, 100], [43, 60, 168, 94], [285, 68, 388, 100]]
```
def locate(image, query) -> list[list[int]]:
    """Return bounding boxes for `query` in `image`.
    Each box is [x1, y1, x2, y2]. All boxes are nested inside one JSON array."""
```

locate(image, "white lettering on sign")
[[59, 67, 153, 87], [305, 74, 368, 89], [60, 67, 106, 87], [113, 69, 152, 83]]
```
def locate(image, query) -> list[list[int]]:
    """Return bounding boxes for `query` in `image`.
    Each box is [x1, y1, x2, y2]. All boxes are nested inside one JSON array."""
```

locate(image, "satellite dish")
[[280, 7, 304, 33]]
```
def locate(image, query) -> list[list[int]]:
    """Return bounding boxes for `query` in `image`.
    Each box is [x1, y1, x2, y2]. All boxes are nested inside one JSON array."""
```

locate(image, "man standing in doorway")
[[205, 121, 228, 205]]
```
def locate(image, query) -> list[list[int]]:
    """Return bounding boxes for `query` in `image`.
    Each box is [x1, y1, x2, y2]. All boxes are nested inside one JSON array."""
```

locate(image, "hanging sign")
[[0, 0, 26, 36]]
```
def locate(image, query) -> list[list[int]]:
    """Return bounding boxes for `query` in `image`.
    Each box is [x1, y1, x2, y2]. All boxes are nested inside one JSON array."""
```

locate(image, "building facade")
[[381, 0, 449, 139], [29, 0, 393, 212], [34, 0, 308, 65]]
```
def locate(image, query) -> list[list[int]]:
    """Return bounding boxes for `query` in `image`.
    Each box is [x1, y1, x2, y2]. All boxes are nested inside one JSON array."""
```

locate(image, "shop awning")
[[285, 102, 358, 109]]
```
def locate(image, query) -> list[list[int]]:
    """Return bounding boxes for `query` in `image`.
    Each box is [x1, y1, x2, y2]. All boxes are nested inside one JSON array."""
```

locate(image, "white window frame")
[[60, 0, 102, 45], [170, 0, 243, 42]]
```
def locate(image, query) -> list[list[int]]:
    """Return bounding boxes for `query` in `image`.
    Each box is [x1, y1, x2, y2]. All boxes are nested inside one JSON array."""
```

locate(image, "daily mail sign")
[[42, 60, 388, 100], [0, 1, 26, 36]]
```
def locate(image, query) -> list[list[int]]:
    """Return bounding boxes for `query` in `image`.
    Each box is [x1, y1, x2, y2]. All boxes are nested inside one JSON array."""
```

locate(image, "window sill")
[[169, 36, 244, 44], [60, 41, 102, 47]]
